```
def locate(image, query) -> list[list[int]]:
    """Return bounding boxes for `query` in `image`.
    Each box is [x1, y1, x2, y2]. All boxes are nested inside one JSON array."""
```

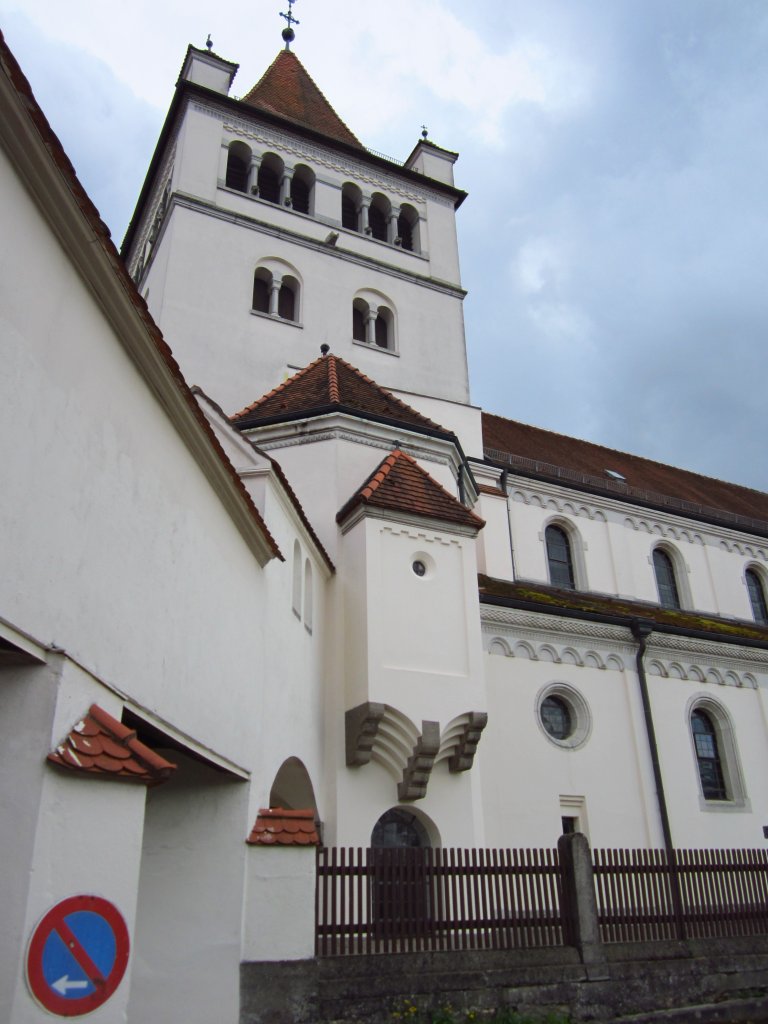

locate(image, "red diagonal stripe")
[[53, 914, 105, 985]]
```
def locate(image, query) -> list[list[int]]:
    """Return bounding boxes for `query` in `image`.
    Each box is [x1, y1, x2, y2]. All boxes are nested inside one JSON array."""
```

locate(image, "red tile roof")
[[232, 354, 448, 434], [337, 449, 484, 530], [246, 807, 319, 846], [47, 704, 177, 785], [482, 412, 768, 534], [241, 50, 363, 149]]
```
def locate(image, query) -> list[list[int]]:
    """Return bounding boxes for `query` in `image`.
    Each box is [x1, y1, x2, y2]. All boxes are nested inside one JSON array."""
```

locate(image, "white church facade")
[[2, 28, 768, 1024]]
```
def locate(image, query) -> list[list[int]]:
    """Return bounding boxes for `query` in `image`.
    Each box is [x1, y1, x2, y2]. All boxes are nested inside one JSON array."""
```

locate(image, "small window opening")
[[252, 269, 271, 314], [257, 155, 283, 205], [341, 182, 361, 232], [278, 278, 297, 321], [746, 569, 768, 624], [561, 816, 578, 835], [352, 302, 367, 342], [291, 165, 314, 215]]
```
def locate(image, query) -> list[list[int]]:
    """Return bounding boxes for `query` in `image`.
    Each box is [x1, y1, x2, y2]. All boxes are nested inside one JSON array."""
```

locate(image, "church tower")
[[122, 34, 470, 417]]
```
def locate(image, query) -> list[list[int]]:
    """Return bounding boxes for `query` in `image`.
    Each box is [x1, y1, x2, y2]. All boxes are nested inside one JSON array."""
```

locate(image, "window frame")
[[745, 566, 768, 624], [652, 545, 684, 610], [686, 696, 749, 811]]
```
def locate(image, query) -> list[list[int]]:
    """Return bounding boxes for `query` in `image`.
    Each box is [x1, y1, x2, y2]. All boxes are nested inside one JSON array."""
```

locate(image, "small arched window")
[[374, 308, 392, 349], [342, 182, 361, 231], [545, 525, 575, 590], [303, 559, 313, 632], [278, 275, 298, 321], [292, 540, 302, 617], [368, 193, 390, 242], [653, 548, 681, 609], [397, 204, 419, 253], [252, 268, 272, 314], [746, 568, 768, 624], [290, 164, 314, 215], [352, 299, 367, 342], [691, 709, 727, 800], [257, 153, 284, 205], [225, 141, 251, 193]]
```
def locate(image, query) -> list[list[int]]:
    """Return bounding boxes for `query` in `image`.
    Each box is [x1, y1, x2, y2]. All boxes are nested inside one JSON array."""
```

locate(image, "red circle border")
[[26, 895, 130, 1017]]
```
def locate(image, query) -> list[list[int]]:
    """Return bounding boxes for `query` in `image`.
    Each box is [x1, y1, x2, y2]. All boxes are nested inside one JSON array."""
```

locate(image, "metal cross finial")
[[280, 0, 300, 49], [205, 34, 213, 51], [421, 124, 429, 139]]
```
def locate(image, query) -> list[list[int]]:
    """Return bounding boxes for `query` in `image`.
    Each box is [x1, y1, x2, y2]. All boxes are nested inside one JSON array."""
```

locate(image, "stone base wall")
[[240, 936, 768, 1024]]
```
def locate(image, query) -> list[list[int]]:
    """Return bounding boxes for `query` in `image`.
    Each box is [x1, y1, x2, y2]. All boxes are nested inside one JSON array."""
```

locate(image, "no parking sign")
[[26, 895, 130, 1017]]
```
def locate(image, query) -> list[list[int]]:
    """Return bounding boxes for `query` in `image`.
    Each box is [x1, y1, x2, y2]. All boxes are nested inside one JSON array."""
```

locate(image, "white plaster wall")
[[481, 650, 659, 849], [390, 390, 484, 457], [10, 770, 146, 1024], [475, 493, 514, 581], [242, 847, 316, 961], [504, 476, 768, 629], [150, 205, 469, 415], [0, 659, 60, 1024], [650, 671, 768, 848], [128, 754, 247, 1024]]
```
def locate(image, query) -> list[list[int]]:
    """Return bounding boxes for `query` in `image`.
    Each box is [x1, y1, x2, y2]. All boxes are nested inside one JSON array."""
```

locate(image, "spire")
[[241, 49, 363, 148], [280, 0, 300, 50]]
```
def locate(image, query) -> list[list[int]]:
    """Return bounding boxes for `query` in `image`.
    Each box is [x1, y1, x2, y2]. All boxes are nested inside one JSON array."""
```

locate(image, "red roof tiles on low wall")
[[247, 807, 319, 846]]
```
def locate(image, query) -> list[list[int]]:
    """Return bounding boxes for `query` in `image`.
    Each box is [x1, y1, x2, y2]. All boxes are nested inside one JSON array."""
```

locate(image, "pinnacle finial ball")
[[282, 26, 295, 44], [206, 34, 213, 51], [320, 344, 330, 356]]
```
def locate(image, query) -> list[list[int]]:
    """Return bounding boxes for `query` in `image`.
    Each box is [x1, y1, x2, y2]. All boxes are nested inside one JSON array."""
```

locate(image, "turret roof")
[[337, 449, 484, 531], [232, 354, 448, 435], [241, 49, 363, 149]]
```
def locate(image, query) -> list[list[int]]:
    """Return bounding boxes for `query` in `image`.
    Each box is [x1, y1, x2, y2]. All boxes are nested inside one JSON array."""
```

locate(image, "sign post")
[[26, 895, 130, 1017]]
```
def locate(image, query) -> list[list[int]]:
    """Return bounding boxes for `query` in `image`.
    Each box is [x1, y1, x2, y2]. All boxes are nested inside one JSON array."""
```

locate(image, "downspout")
[[631, 617, 685, 936], [500, 470, 518, 580]]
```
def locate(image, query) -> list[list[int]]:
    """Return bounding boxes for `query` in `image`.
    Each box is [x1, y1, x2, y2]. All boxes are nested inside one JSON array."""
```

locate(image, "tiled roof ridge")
[[246, 806, 320, 846], [337, 448, 484, 530], [241, 49, 363, 149], [231, 354, 447, 433], [482, 410, 767, 499], [47, 704, 177, 785]]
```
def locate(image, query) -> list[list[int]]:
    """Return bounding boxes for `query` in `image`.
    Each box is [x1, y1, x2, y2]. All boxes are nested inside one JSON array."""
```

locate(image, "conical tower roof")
[[241, 49, 363, 148], [337, 450, 484, 531], [231, 354, 448, 434]]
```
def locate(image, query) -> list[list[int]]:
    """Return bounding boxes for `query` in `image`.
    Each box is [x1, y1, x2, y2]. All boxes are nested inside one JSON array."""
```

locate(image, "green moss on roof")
[[478, 574, 768, 644]]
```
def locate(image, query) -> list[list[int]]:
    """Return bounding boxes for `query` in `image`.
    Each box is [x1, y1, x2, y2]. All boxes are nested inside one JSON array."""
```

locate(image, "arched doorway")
[[369, 809, 436, 939]]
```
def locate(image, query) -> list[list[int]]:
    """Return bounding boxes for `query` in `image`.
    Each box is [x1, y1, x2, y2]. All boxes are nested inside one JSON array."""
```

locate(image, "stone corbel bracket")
[[437, 711, 488, 773], [345, 701, 385, 766], [397, 721, 440, 802]]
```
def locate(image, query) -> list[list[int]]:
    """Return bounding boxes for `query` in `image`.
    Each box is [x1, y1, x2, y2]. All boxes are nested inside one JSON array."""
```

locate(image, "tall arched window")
[[368, 193, 390, 242], [653, 548, 681, 609], [691, 709, 727, 800], [290, 164, 315, 215], [341, 182, 361, 231], [374, 307, 393, 349], [545, 525, 575, 590], [352, 299, 367, 342], [397, 204, 419, 252], [257, 153, 283, 204], [292, 540, 302, 617], [303, 559, 313, 632], [252, 268, 271, 314], [746, 568, 768, 624], [278, 275, 298, 321], [225, 141, 251, 192]]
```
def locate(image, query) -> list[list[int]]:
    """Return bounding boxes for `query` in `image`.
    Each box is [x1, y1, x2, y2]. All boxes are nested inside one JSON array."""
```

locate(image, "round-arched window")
[[371, 808, 430, 848]]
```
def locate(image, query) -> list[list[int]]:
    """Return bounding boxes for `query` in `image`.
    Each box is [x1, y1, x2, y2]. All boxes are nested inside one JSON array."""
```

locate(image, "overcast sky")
[[2, 0, 767, 491]]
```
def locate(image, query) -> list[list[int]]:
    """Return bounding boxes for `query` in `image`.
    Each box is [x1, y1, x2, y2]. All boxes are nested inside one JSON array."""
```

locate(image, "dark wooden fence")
[[316, 845, 768, 956], [593, 847, 768, 942], [315, 846, 563, 956]]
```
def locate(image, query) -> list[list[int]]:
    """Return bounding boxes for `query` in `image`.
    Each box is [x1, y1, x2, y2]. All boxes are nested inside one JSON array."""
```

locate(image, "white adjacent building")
[[2, 31, 768, 1024]]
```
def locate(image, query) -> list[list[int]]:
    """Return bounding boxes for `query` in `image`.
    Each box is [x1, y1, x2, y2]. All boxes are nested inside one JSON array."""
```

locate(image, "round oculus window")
[[536, 685, 592, 750], [541, 695, 572, 740], [412, 560, 426, 577]]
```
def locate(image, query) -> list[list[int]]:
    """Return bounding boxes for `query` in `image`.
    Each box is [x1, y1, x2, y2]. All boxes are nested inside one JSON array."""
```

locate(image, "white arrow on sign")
[[52, 975, 89, 995]]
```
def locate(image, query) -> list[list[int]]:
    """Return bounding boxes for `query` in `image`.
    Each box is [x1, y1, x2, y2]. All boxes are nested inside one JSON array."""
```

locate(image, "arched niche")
[[269, 756, 318, 812]]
